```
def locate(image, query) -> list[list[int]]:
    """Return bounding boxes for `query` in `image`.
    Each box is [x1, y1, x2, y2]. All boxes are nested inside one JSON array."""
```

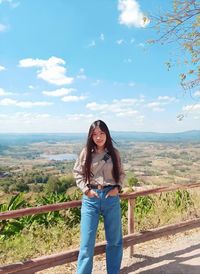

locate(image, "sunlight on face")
[[92, 127, 106, 150]]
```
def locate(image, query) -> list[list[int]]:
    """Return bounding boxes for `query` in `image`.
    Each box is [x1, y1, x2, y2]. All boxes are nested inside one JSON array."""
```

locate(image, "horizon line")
[[0, 129, 200, 135]]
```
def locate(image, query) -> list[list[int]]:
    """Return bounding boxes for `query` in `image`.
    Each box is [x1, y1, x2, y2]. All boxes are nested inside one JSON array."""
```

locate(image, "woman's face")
[[92, 126, 107, 150]]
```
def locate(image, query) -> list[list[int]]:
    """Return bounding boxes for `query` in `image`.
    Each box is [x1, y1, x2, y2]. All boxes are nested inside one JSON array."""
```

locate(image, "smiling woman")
[[92, 125, 107, 152], [73, 120, 125, 274]]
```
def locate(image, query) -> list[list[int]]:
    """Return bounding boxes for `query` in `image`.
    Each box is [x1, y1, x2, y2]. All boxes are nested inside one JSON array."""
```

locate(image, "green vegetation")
[[0, 191, 81, 240], [1, 188, 200, 265]]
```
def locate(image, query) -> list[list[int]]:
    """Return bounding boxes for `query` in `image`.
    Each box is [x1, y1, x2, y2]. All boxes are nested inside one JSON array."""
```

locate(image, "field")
[[0, 136, 200, 191]]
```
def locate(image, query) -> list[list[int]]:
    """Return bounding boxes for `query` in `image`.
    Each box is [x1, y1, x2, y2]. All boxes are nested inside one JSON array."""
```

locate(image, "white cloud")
[[194, 90, 200, 97], [116, 109, 138, 116], [118, 0, 150, 28], [0, 88, 9, 96], [116, 39, 125, 45], [86, 98, 143, 117], [43, 88, 75, 97], [88, 40, 96, 47], [0, 0, 19, 8], [147, 102, 162, 107], [0, 88, 14, 96], [123, 58, 132, 63], [0, 98, 53, 108], [146, 102, 165, 112], [0, 65, 5, 71], [86, 102, 108, 111], [0, 112, 95, 133], [183, 104, 200, 114], [16, 101, 53, 108], [66, 113, 94, 120], [146, 96, 176, 112], [62, 95, 86, 102], [28, 85, 35, 89], [0, 23, 8, 32], [157, 96, 176, 103], [138, 42, 145, 47], [0, 98, 16, 106], [19, 56, 74, 86], [79, 68, 84, 74], [77, 68, 87, 80], [100, 33, 104, 41]]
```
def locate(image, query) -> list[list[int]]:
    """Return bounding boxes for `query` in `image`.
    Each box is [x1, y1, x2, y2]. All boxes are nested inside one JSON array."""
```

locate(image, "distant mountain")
[[0, 133, 87, 146], [111, 130, 200, 142], [0, 130, 199, 146]]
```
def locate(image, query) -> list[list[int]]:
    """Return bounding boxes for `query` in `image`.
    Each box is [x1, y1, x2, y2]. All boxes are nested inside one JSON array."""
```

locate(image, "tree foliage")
[[150, 0, 200, 90]]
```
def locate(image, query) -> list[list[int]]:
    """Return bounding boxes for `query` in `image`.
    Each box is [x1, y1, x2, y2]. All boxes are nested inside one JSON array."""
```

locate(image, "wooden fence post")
[[128, 198, 135, 257]]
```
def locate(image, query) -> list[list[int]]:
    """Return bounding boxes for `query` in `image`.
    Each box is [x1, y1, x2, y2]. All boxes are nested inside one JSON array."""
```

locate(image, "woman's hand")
[[85, 189, 99, 198], [105, 187, 119, 198]]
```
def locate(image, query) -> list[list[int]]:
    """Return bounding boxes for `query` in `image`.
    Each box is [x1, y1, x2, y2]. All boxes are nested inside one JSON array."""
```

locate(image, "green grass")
[[1, 189, 200, 265]]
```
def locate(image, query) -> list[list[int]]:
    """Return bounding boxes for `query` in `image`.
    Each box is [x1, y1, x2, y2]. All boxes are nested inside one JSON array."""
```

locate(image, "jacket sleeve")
[[73, 148, 89, 193], [115, 149, 125, 189]]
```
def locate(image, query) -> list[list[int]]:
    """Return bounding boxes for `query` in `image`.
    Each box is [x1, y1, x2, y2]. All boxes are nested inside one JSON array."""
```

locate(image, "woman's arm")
[[73, 148, 90, 193], [115, 149, 125, 191]]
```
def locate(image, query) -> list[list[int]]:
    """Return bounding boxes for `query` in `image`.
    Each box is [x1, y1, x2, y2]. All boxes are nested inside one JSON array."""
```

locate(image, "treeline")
[[0, 171, 76, 193]]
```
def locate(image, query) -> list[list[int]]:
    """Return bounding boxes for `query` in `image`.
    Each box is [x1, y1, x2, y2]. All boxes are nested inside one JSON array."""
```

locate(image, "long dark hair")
[[84, 120, 120, 183]]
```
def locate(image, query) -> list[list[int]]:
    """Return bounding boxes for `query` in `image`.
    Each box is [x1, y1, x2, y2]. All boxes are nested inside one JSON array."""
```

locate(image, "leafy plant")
[[0, 193, 28, 240]]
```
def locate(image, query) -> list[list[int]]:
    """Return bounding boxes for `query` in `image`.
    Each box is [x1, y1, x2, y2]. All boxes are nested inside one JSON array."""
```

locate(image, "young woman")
[[73, 120, 125, 274]]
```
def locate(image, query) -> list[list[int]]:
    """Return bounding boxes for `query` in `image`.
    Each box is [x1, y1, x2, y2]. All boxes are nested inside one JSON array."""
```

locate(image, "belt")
[[88, 184, 115, 190]]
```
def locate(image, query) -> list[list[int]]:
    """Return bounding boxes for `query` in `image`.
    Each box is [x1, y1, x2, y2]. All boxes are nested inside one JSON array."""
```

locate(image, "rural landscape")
[[0, 131, 200, 197], [0, 0, 199, 272], [1, 131, 200, 272]]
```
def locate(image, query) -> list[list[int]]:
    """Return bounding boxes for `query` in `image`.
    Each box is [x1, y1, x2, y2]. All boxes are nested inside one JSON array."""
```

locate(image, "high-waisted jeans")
[[76, 186, 123, 274]]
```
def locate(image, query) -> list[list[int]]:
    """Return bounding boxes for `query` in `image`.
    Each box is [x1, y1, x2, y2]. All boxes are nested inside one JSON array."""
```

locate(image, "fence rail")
[[1, 182, 200, 273]]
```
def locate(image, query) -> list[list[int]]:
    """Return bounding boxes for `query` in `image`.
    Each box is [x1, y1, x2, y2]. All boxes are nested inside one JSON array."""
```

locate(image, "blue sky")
[[0, 0, 199, 133]]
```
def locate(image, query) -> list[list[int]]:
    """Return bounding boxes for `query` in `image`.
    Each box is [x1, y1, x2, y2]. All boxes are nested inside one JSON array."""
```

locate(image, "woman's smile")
[[92, 127, 106, 149]]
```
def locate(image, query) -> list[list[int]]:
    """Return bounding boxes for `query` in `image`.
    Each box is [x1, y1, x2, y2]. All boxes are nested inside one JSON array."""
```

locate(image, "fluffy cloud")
[[0, 98, 53, 108], [86, 98, 143, 117], [61, 95, 86, 102], [146, 102, 165, 112], [0, 65, 5, 71], [0, 88, 9, 96], [66, 113, 94, 120], [116, 39, 126, 45], [118, 0, 150, 28], [19, 56, 74, 86], [77, 68, 87, 80], [157, 96, 176, 103], [100, 33, 105, 41], [88, 40, 96, 48], [183, 104, 200, 114], [43, 88, 75, 97], [146, 96, 176, 112]]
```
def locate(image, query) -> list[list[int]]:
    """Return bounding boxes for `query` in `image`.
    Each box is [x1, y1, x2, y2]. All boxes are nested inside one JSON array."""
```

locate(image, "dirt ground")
[[39, 228, 200, 274]]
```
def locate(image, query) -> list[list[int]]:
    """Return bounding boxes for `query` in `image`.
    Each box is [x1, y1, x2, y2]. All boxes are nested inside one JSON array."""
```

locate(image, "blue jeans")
[[76, 186, 123, 274]]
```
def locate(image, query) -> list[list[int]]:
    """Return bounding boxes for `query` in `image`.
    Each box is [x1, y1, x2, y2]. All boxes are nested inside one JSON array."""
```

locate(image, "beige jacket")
[[73, 147, 125, 193]]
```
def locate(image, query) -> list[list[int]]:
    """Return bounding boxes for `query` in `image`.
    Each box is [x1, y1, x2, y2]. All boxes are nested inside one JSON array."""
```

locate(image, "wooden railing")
[[1, 182, 200, 274]]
